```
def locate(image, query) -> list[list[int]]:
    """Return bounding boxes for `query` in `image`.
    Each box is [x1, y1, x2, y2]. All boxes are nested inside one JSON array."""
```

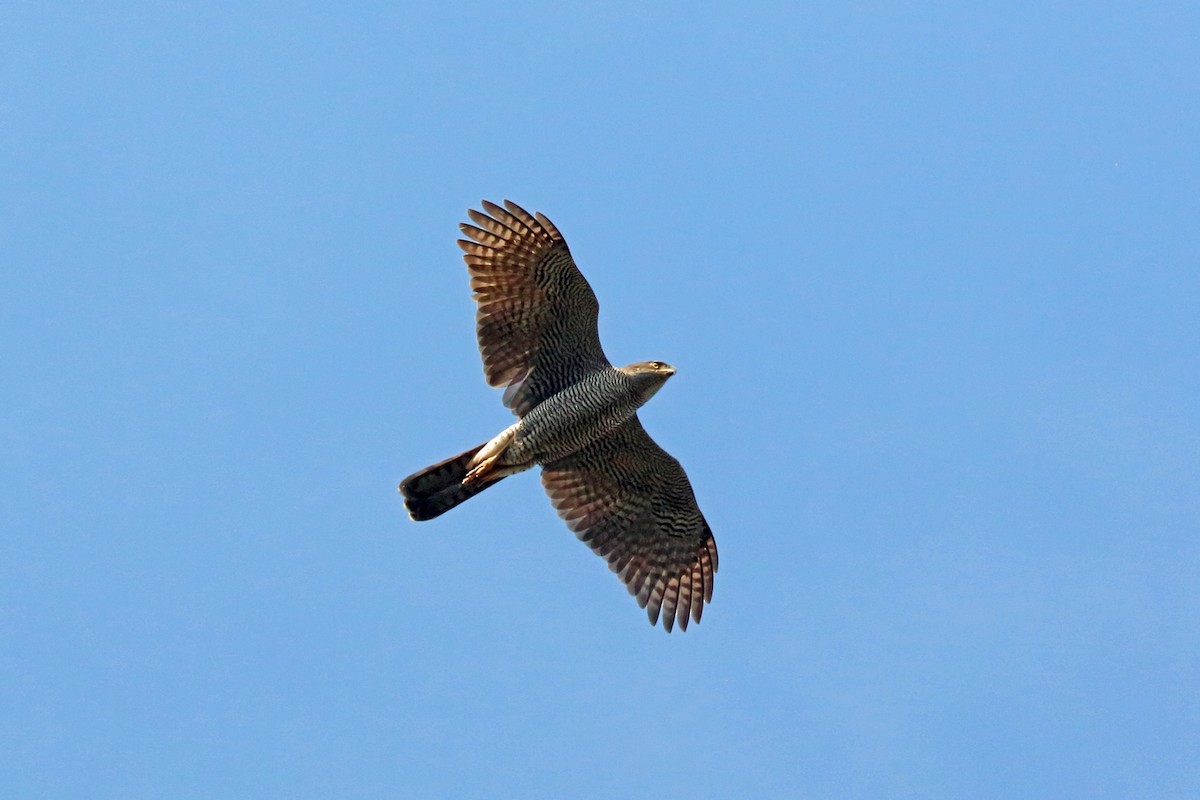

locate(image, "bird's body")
[[400, 201, 717, 631], [504, 364, 667, 466]]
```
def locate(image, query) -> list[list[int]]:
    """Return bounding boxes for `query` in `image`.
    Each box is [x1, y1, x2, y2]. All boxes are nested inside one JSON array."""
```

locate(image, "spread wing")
[[458, 200, 611, 417], [540, 416, 718, 632]]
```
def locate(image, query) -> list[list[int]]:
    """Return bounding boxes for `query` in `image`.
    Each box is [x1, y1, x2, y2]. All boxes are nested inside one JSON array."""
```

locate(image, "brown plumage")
[[399, 201, 717, 631]]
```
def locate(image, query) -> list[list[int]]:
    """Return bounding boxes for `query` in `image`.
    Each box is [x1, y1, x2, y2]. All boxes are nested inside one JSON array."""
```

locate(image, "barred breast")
[[503, 368, 641, 466]]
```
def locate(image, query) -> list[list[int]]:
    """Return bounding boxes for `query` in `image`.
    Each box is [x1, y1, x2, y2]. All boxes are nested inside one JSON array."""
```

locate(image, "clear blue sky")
[[2, 3, 1197, 798]]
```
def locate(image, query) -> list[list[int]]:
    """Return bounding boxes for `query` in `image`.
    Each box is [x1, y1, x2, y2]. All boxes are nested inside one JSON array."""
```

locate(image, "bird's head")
[[621, 360, 676, 401]]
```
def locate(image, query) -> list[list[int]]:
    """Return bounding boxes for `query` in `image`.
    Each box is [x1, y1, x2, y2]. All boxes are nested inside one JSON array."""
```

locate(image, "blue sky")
[[2, 2, 1197, 797]]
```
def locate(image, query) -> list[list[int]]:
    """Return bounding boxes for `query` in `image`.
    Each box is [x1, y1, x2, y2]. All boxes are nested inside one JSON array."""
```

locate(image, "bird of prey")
[[399, 200, 717, 632]]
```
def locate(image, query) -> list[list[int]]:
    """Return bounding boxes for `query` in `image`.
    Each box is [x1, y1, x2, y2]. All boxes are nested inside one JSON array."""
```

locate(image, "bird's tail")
[[399, 443, 505, 521]]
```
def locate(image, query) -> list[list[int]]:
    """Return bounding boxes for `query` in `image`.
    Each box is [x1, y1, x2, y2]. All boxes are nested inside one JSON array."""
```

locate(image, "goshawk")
[[399, 201, 717, 631]]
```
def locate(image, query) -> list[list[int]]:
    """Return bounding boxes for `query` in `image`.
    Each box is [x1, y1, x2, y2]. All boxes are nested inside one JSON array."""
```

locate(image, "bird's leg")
[[464, 460, 532, 485], [463, 423, 524, 485], [463, 458, 497, 485]]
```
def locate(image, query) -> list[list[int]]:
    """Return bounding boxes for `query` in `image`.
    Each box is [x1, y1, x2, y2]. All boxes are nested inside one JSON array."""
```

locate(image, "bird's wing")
[[540, 415, 718, 632], [458, 200, 610, 416]]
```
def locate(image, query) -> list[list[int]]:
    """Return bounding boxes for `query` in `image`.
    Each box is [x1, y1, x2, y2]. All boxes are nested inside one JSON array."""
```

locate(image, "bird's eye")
[[650, 361, 662, 369]]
